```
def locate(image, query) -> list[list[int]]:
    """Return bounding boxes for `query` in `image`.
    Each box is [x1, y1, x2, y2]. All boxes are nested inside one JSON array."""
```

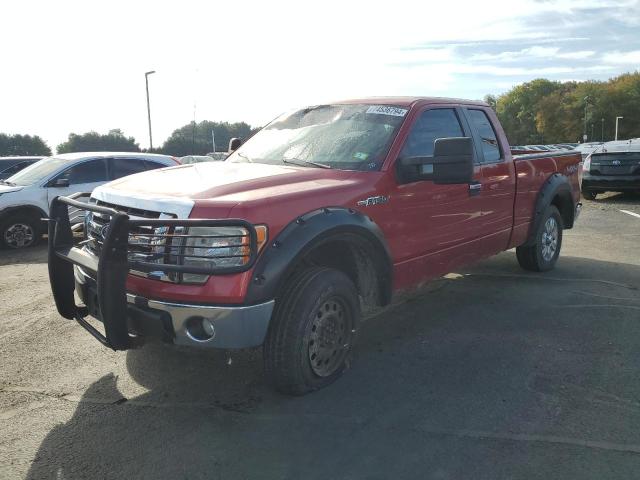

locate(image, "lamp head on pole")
[[145, 70, 156, 77]]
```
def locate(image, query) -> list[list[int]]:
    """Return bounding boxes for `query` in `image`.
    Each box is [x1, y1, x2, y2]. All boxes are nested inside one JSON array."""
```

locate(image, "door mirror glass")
[[228, 138, 242, 153], [398, 137, 474, 184], [50, 178, 70, 188]]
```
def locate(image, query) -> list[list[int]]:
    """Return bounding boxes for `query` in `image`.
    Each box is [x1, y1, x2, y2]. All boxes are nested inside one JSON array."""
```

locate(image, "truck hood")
[[97, 161, 358, 203]]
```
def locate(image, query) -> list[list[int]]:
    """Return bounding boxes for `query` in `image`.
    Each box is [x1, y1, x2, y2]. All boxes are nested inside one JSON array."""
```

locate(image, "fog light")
[[185, 316, 216, 342]]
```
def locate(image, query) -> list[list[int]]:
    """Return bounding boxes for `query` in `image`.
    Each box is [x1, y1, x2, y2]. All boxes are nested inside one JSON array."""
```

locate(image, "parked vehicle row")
[[511, 144, 578, 154], [0, 152, 179, 248], [47, 97, 582, 395]]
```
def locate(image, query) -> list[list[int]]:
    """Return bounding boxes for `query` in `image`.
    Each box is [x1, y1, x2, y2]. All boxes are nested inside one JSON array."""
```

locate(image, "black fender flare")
[[524, 173, 574, 246], [0, 204, 48, 221], [244, 207, 393, 306]]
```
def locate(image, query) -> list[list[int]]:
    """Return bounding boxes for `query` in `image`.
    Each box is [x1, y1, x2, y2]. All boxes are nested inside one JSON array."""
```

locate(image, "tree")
[[57, 129, 140, 154], [0, 133, 52, 156], [490, 72, 640, 144], [483, 94, 497, 111], [161, 121, 254, 156]]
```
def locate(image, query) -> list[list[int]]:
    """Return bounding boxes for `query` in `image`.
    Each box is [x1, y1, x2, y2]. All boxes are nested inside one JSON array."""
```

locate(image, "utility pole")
[[145, 70, 156, 151], [601, 118, 604, 142], [615, 116, 623, 141], [583, 96, 589, 142], [212, 130, 216, 153], [590, 123, 594, 141]]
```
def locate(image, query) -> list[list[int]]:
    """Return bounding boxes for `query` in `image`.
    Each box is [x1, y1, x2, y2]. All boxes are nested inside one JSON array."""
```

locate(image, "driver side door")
[[387, 106, 485, 288]]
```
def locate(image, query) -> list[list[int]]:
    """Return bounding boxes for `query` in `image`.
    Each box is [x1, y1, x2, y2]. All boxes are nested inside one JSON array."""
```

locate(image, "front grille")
[[85, 201, 183, 281], [81, 200, 255, 283], [591, 153, 640, 176], [86, 201, 166, 258]]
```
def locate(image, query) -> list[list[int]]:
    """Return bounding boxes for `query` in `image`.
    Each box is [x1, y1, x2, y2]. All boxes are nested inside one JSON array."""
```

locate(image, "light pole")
[[145, 70, 156, 150], [615, 116, 623, 141], [583, 96, 589, 142], [601, 118, 604, 142]]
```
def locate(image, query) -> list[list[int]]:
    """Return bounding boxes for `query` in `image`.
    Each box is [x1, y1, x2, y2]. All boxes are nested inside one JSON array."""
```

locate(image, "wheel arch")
[[0, 204, 48, 224], [245, 207, 393, 308], [523, 174, 575, 246]]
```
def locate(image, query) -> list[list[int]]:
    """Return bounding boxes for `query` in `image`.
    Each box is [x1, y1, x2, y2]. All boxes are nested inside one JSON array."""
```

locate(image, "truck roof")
[[332, 96, 489, 108]]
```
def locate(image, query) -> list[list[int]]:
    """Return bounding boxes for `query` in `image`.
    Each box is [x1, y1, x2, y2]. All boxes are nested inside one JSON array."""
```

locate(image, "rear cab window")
[[466, 109, 502, 163]]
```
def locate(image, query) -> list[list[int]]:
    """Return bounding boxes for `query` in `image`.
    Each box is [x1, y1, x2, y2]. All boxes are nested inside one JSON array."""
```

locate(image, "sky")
[[1, 0, 639, 152]]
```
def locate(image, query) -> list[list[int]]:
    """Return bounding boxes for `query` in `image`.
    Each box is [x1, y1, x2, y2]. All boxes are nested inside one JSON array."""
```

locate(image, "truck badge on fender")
[[357, 195, 389, 207]]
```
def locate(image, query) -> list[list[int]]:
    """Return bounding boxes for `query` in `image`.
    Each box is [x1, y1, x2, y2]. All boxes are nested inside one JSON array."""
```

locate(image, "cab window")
[[467, 109, 502, 163], [400, 108, 464, 158]]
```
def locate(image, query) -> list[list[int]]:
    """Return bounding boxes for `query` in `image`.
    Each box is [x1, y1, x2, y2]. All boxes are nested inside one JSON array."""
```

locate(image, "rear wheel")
[[0, 214, 42, 249], [516, 205, 563, 272], [264, 267, 360, 395], [582, 189, 597, 200]]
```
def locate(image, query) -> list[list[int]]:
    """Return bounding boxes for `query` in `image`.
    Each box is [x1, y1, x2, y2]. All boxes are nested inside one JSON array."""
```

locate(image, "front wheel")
[[0, 214, 42, 249], [263, 267, 360, 395], [582, 189, 597, 200], [516, 205, 563, 272]]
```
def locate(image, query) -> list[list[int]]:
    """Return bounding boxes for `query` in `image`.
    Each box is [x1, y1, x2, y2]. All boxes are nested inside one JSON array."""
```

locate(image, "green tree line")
[[1, 122, 257, 157], [3, 72, 639, 157], [486, 72, 640, 145]]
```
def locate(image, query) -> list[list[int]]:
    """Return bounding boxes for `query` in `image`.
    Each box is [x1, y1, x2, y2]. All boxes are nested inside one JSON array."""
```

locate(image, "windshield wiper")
[[282, 158, 332, 169], [236, 151, 253, 163], [0, 180, 16, 186]]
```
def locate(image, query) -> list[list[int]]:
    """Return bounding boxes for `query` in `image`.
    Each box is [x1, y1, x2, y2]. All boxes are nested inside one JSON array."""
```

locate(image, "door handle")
[[468, 182, 482, 196]]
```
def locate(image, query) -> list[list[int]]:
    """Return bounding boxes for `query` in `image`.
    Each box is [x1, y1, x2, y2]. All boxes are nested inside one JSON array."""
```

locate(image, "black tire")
[[582, 189, 597, 200], [0, 214, 42, 249], [264, 267, 360, 395], [516, 205, 563, 272]]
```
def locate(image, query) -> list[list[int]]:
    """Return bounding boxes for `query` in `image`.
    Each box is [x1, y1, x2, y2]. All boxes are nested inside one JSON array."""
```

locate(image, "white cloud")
[[0, 0, 638, 151], [602, 50, 640, 64], [556, 50, 596, 59]]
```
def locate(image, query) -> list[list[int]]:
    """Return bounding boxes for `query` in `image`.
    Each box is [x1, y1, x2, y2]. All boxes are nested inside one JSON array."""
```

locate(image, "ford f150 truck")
[[48, 97, 582, 395]]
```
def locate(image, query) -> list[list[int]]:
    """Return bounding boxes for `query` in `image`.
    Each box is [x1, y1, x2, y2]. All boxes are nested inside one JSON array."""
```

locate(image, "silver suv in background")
[[0, 152, 179, 248]]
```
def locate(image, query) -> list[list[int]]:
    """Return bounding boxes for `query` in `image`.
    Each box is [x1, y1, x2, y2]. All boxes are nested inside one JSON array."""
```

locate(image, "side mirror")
[[398, 137, 474, 185], [228, 138, 243, 153], [50, 178, 70, 188]]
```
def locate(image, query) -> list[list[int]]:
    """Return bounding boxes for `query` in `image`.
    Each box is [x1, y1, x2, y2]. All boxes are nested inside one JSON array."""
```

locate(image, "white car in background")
[[0, 152, 179, 249]]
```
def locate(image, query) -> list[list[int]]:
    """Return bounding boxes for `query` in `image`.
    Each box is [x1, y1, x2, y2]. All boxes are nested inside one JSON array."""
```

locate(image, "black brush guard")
[[47, 193, 258, 350]]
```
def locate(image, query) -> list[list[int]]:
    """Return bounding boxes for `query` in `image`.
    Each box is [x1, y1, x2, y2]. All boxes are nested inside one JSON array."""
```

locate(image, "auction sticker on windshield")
[[366, 105, 408, 117]]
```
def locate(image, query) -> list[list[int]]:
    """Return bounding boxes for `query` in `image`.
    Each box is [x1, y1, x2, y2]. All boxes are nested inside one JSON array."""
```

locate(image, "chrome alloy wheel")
[[308, 298, 352, 377], [541, 217, 559, 262], [4, 222, 35, 248]]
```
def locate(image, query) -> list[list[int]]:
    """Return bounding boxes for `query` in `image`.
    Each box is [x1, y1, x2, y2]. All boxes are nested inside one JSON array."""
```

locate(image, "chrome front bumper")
[[75, 266, 274, 349], [125, 294, 274, 348]]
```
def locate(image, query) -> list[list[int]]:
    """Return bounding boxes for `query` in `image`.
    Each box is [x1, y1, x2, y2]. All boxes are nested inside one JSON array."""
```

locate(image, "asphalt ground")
[[1, 192, 639, 480]]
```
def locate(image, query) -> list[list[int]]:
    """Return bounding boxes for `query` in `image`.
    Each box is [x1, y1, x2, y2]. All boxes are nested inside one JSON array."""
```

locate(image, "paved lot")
[[1, 193, 639, 480]]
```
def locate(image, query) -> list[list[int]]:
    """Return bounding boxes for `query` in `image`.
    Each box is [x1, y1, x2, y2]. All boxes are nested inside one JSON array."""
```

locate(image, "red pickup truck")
[[48, 97, 582, 395]]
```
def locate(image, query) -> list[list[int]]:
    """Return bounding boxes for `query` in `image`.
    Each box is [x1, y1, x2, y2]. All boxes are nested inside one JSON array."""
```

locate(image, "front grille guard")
[[47, 193, 258, 350]]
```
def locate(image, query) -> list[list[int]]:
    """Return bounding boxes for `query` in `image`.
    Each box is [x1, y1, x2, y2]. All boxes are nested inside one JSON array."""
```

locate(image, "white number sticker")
[[366, 105, 408, 117]]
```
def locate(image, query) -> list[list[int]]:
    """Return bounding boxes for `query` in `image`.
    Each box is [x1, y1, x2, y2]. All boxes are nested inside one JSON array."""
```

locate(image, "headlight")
[[181, 225, 267, 283], [583, 155, 591, 172]]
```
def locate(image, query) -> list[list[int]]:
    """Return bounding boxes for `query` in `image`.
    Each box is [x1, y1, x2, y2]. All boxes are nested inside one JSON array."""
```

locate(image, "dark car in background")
[[0, 156, 43, 180], [581, 138, 640, 199]]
